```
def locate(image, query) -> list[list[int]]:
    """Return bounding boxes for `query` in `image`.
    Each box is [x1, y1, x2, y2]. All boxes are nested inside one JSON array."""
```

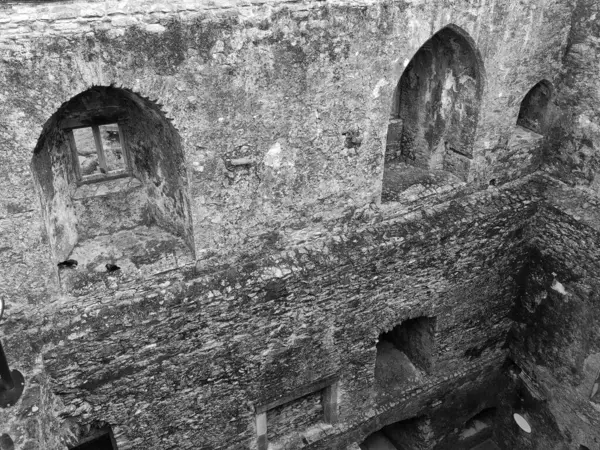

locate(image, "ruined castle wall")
[[0, 0, 570, 295], [502, 179, 600, 450], [544, 0, 600, 192], [497, 2, 600, 447], [1, 179, 540, 449], [0, 0, 578, 448]]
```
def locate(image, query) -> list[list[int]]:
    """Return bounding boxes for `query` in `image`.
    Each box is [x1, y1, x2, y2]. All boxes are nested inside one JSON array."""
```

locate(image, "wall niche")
[[382, 25, 484, 202], [360, 416, 432, 450], [31, 86, 195, 290], [375, 316, 436, 392], [516, 80, 553, 135]]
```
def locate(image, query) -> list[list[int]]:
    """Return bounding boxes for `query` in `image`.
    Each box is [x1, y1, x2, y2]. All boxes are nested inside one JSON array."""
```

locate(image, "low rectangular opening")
[[255, 377, 338, 450], [267, 389, 323, 445]]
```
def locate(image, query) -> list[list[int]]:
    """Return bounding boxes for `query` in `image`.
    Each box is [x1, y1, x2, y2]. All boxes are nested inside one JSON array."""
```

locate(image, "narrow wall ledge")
[[71, 177, 142, 200]]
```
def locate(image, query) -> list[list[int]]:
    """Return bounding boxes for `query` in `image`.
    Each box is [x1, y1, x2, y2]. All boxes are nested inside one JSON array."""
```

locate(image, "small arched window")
[[31, 87, 195, 289], [516, 80, 553, 135]]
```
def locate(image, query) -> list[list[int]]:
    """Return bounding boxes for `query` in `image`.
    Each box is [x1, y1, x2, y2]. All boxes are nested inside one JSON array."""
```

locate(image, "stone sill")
[[268, 423, 334, 450], [510, 125, 544, 147], [72, 176, 142, 200], [58, 225, 195, 293]]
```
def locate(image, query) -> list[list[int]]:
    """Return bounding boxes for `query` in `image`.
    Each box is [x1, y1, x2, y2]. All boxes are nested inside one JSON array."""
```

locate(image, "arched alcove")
[[360, 416, 431, 450], [375, 316, 436, 392], [459, 407, 497, 441], [516, 80, 552, 135], [382, 25, 484, 202], [31, 86, 194, 287]]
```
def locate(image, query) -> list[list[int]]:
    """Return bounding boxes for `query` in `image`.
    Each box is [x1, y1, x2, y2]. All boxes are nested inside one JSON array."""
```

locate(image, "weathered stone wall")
[[1, 178, 539, 449], [544, 0, 600, 191], [0, 0, 570, 275], [502, 179, 600, 450], [497, 1, 600, 446], [0, 0, 592, 449]]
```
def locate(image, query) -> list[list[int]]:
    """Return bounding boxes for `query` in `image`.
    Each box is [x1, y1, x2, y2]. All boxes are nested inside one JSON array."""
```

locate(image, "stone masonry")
[[0, 0, 599, 449]]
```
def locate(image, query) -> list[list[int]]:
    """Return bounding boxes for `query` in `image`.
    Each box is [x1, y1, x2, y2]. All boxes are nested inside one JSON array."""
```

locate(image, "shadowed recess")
[[516, 80, 553, 135], [30, 86, 195, 285], [382, 25, 484, 201]]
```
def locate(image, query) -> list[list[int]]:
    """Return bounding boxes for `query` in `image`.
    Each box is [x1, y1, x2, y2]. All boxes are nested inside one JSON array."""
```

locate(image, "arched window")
[[31, 87, 194, 289], [516, 80, 552, 134], [382, 25, 484, 202]]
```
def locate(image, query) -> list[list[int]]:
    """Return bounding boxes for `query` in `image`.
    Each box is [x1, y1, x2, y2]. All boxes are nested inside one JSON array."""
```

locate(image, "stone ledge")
[[71, 176, 142, 200]]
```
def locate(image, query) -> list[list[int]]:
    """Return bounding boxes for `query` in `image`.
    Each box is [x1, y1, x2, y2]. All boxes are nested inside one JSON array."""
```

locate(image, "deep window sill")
[[72, 176, 142, 200]]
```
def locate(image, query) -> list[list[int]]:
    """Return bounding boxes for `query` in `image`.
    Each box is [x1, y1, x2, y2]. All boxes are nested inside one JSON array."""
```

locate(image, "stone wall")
[[0, 177, 540, 449], [501, 179, 600, 450], [0, 0, 594, 449]]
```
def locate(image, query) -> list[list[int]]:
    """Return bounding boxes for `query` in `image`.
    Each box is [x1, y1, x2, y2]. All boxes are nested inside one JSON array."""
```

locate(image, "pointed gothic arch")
[[382, 25, 485, 201], [516, 80, 553, 135]]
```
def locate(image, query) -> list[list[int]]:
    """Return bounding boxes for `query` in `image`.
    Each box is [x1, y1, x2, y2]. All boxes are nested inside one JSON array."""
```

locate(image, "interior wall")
[[0, 0, 580, 449], [504, 202, 600, 449], [122, 90, 194, 251], [543, 0, 600, 190]]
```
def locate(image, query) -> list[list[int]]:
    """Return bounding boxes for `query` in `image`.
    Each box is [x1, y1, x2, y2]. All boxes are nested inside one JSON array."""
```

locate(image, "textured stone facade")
[[0, 0, 599, 449]]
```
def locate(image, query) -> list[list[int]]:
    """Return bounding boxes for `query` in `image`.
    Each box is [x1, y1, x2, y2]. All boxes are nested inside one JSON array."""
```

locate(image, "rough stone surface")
[[0, 0, 598, 449]]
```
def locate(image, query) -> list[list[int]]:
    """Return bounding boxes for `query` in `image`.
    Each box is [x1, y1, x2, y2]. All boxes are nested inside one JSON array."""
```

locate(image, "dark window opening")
[[382, 25, 483, 202], [375, 316, 436, 392], [57, 259, 78, 269], [459, 407, 497, 441], [69, 427, 117, 450], [360, 416, 431, 450], [516, 80, 552, 135]]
